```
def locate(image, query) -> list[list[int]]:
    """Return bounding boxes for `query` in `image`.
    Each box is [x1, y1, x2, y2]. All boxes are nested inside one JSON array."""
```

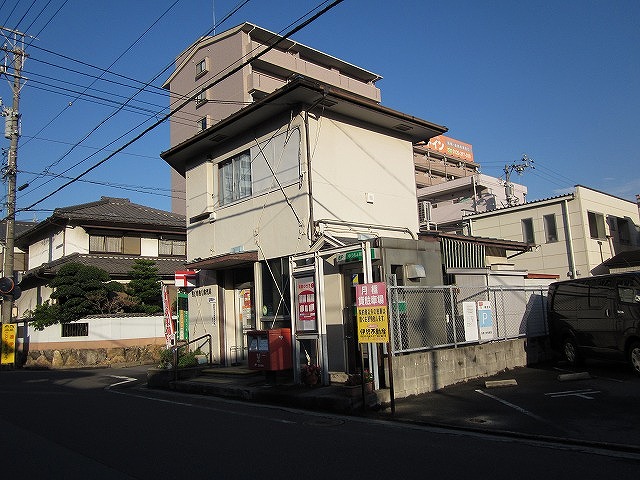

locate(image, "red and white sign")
[[175, 270, 197, 288], [296, 277, 316, 331]]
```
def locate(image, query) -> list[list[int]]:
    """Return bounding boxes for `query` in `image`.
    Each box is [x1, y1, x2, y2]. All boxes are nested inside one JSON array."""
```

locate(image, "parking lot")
[[389, 359, 640, 448]]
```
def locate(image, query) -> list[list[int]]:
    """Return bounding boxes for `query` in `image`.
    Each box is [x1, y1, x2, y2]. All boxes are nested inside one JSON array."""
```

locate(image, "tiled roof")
[[16, 197, 186, 244], [53, 197, 185, 228], [0, 220, 38, 243], [22, 253, 186, 280]]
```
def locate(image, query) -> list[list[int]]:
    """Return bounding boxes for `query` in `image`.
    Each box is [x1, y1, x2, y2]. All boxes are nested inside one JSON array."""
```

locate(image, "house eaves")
[[419, 230, 531, 252], [464, 193, 575, 220], [161, 77, 448, 176]]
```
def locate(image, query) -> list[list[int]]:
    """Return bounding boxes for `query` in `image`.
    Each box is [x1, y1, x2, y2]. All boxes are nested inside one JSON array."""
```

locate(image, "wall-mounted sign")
[[336, 248, 379, 265], [295, 277, 317, 331], [477, 300, 494, 341], [356, 282, 389, 343]]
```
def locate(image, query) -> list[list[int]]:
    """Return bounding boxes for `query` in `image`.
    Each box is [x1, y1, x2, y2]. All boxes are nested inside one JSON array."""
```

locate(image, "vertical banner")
[[356, 282, 389, 343], [162, 284, 175, 349], [295, 277, 317, 331], [1, 323, 17, 365], [477, 300, 494, 341], [177, 292, 189, 342]]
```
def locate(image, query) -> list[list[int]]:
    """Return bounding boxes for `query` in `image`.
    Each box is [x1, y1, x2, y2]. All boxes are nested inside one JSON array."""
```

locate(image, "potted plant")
[[301, 363, 321, 385], [343, 369, 374, 396]]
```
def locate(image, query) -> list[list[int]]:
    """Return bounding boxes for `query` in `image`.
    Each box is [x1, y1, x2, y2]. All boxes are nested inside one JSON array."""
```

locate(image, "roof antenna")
[[212, 0, 216, 35]]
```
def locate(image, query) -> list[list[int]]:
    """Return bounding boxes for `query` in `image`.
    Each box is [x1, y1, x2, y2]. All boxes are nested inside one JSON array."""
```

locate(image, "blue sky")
[[0, 0, 638, 221]]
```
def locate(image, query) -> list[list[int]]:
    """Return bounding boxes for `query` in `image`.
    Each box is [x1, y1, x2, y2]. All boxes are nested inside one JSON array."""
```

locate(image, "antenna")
[[503, 154, 534, 207]]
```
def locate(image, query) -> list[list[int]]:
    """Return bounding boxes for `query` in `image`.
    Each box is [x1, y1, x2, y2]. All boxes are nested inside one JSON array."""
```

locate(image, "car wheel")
[[629, 342, 640, 376], [562, 337, 581, 366]]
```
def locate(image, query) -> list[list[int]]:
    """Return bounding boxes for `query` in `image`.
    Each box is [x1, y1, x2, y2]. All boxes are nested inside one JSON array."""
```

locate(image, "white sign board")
[[462, 301, 479, 342]]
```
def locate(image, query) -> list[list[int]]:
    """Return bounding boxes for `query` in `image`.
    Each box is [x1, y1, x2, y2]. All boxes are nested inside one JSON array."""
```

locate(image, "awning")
[[186, 251, 259, 270]]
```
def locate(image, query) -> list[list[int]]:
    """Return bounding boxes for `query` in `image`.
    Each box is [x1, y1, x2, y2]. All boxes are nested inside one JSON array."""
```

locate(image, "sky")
[[0, 0, 638, 222]]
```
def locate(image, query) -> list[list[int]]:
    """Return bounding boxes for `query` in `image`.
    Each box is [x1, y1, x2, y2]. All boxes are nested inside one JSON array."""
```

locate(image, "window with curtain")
[[219, 150, 252, 205], [159, 238, 186, 256], [89, 234, 122, 253]]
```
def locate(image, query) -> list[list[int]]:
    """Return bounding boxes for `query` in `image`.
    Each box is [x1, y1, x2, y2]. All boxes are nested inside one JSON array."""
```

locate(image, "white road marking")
[[475, 389, 547, 423], [105, 375, 137, 389], [545, 389, 602, 400]]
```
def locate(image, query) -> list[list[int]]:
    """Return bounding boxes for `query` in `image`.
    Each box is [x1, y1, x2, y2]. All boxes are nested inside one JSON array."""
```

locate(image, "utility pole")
[[503, 154, 534, 207], [0, 27, 27, 325]]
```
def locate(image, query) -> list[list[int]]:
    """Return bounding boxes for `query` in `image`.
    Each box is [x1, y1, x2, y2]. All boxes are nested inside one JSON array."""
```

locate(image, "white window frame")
[[219, 150, 252, 205], [587, 211, 606, 239], [195, 57, 209, 78]]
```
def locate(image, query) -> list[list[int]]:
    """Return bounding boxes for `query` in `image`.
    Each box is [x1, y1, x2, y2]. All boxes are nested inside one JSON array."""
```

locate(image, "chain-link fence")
[[388, 285, 549, 354]]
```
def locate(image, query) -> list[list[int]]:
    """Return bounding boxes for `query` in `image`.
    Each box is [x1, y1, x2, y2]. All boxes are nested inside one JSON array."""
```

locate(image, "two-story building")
[[466, 185, 640, 279], [161, 77, 448, 380], [15, 197, 187, 318]]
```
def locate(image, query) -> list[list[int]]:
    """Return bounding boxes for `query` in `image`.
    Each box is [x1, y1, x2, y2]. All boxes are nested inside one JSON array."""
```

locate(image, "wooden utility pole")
[[1, 27, 27, 324]]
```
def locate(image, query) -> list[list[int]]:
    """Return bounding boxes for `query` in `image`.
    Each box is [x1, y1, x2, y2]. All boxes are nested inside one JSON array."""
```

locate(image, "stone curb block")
[[485, 379, 518, 388], [558, 372, 591, 382]]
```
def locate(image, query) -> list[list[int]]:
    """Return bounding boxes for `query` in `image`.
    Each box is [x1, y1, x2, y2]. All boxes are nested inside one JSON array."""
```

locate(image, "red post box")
[[247, 328, 292, 371]]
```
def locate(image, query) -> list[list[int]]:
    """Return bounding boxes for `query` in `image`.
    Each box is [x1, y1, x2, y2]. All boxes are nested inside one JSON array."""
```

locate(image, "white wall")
[[310, 116, 419, 238], [26, 315, 165, 346]]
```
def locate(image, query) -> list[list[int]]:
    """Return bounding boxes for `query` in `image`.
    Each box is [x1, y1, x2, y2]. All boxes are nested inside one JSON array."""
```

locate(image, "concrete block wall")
[[391, 338, 552, 398]]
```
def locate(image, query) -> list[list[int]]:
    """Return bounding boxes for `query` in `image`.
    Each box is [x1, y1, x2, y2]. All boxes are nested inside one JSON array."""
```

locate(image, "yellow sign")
[[1, 323, 17, 365], [357, 306, 389, 343]]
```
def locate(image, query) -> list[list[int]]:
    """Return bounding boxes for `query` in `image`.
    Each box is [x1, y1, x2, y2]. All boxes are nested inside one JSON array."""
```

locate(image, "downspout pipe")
[[562, 198, 577, 278]]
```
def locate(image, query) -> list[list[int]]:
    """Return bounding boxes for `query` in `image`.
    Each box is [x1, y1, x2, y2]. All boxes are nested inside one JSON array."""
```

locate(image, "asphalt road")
[[389, 359, 640, 448], [0, 364, 638, 479]]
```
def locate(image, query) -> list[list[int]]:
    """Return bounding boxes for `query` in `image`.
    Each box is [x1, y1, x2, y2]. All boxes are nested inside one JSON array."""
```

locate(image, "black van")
[[547, 272, 640, 375]]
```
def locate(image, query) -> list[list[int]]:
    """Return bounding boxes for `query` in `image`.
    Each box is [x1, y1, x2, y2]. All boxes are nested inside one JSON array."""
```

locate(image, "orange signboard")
[[425, 135, 474, 163]]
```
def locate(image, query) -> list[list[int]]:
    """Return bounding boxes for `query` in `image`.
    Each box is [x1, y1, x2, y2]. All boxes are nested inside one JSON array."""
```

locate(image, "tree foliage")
[[125, 259, 162, 314], [28, 260, 163, 330]]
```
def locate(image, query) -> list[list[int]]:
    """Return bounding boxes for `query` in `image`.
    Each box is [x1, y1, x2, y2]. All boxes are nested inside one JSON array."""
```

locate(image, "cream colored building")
[[466, 185, 640, 279], [163, 22, 382, 215], [161, 78, 447, 374]]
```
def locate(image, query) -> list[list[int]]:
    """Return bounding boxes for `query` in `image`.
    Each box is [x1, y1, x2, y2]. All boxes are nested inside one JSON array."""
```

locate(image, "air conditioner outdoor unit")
[[418, 200, 437, 230]]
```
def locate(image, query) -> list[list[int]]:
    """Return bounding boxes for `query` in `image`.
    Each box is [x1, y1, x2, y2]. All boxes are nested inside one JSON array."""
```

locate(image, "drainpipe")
[[562, 199, 577, 278]]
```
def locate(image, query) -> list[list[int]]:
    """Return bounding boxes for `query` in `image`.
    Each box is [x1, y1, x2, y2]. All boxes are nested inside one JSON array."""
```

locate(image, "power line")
[[16, 0, 345, 215]]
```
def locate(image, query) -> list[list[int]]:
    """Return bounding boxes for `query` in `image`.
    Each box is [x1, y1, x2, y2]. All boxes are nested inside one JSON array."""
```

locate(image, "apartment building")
[[414, 135, 527, 232]]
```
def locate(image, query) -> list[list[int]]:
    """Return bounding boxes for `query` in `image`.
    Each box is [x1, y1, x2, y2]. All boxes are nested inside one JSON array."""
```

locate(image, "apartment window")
[[90, 234, 122, 253], [587, 211, 606, 239], [159, 238, 186, 256], [195, 88, 208, 106], [543, 214, 558, 243], [195, 57, 208, 78], [521, 218, 535, 244], [62, 322, 89, 337], [197, 116, 209, 132], [219, 151, 252, 205]]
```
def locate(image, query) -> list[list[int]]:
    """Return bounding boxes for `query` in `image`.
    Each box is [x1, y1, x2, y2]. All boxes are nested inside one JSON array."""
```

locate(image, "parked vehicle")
[[547, 272, 640, 374]]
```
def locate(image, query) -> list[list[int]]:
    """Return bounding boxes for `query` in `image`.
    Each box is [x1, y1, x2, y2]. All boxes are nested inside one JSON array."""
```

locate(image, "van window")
[[588, 285, 609, 309], [618, 286, 640, 304], [552, 283, 589, 312]]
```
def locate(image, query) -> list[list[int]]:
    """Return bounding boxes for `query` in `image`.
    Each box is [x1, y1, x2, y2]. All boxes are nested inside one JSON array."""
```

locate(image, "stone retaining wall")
[[23, 344, 163, 369]]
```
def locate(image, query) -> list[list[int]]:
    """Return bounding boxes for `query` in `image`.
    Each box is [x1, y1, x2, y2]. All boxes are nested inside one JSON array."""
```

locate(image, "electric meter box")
[[247, 328, 292, 371]]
